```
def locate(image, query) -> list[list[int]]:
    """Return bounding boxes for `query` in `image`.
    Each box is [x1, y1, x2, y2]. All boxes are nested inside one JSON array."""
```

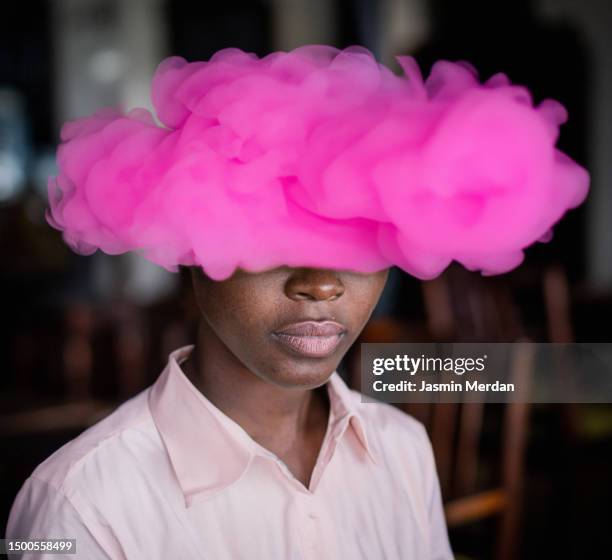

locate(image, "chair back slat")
[[454, 401, 485, 497], [63, 304, 95, 400]]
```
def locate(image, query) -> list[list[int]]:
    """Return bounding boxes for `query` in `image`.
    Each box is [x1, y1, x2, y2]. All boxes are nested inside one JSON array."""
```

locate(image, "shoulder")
[[5, 475, 121, 558], [6, 389, 161, 556], [29, 387, 163, 496]]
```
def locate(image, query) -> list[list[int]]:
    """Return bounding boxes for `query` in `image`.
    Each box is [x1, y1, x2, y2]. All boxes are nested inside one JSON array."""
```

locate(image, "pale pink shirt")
[[6, 345, 453, 559]]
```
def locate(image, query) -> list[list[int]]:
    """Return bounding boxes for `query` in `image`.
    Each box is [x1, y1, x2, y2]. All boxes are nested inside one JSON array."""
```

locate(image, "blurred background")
[[1, 1, 611, 559]]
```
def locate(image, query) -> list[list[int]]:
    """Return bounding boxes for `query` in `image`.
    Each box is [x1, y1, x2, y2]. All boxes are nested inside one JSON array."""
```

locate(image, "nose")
[[284, 268, 345, 302]]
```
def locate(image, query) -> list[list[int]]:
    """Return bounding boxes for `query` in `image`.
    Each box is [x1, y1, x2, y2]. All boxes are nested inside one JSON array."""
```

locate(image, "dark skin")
[[181, 265, 389, 489]]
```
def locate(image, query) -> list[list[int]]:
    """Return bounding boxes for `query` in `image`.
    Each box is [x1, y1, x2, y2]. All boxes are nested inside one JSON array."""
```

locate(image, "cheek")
[[202, 287, 279, 351], [350, 280, 386, 322]]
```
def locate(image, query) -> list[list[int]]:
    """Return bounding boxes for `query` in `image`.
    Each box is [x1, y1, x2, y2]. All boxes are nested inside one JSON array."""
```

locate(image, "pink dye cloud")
[[46, 45, 590, 280]]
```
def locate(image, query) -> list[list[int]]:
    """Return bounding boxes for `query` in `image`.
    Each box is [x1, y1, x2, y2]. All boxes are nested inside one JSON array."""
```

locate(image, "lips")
[[272, 320, 347, 358]]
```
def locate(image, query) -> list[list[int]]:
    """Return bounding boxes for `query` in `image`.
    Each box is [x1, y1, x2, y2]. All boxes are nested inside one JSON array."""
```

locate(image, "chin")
[[261, 358, 340, 390]]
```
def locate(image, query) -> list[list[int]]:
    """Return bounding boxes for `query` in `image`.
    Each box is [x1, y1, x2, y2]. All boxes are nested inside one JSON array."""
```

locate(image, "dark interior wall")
[[0, 0, 53, 146], [164, 0, 272, 61]]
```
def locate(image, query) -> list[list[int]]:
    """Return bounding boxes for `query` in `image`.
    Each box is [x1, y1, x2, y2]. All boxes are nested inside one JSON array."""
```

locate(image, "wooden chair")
[[1, 303, 112, 437], [0, 294, 195, 438], [542, 264, 583, 441]]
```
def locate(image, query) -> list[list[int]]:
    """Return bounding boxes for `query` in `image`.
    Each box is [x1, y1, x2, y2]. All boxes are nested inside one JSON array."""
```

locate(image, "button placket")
[[295, 492, 320, 558], [304, 513, 317, 545]]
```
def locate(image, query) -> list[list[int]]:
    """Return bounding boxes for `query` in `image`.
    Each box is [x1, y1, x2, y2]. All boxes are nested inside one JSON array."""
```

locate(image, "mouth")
[[271, 320, 348, 358]]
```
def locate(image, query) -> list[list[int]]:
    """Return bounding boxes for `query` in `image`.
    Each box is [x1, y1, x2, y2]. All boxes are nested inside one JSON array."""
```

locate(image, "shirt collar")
[[148, 345, 377, 508]]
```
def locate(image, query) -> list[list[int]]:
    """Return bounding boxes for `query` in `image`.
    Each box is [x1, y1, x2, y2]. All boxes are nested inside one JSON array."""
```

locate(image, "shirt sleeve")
[[418, 424, 455, 560], [5, 476, 114, 560]]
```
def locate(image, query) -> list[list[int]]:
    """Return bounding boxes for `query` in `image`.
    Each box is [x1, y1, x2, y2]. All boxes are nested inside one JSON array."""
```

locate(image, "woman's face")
[[190, 266, 389, 389]]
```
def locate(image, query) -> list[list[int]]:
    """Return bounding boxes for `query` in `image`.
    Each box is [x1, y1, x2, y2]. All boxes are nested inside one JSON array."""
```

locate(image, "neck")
[[181, 319, 330, 454]]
